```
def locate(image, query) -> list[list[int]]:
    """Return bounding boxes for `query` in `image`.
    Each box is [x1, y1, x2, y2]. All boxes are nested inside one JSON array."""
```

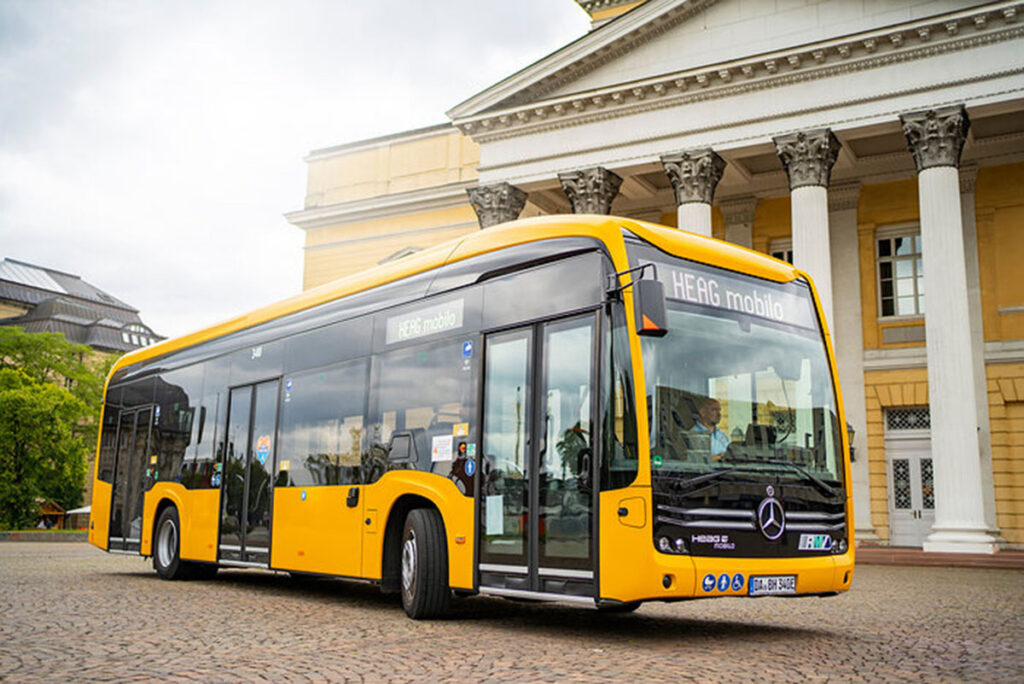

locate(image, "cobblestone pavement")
[[1, 543, 1021, 682]]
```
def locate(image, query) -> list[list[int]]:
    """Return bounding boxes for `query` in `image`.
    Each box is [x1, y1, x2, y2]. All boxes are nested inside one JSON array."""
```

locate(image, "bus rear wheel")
[[154, 506, 192, 580], [400, 508, 450, 619]]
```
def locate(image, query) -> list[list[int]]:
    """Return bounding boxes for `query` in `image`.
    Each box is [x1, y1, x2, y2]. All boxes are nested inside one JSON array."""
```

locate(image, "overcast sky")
[[0, 1, 590, 339]]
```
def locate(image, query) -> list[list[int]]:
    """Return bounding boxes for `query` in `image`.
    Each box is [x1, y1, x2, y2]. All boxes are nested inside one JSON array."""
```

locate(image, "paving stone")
[[0, 543, 1021, 682]]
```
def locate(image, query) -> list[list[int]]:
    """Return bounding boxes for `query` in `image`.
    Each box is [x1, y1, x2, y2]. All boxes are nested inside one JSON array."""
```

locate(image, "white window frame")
[[769, 238, 793, 265], [875, 222, 924, 321]]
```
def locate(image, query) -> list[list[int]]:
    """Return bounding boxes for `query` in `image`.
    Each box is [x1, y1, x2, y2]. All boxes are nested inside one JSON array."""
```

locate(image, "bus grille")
[[655, 504, 846, 532]]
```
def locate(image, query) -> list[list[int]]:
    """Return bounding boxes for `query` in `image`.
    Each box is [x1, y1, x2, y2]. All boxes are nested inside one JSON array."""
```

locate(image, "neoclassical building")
[[287, 0, 1024, 553]]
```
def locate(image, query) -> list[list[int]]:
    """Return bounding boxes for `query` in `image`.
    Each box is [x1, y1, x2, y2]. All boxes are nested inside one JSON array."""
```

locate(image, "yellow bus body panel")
[[271, 485, 365, 578], [599, 486, 697, 600], [142, 484, 219, 562], [89, 480, 111, 551], [360, 471, 475, 591]]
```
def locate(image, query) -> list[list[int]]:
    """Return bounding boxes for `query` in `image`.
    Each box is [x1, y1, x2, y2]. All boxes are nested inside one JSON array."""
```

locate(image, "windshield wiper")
[[661, 464, 769, 491], [719, 457, 841, 499]]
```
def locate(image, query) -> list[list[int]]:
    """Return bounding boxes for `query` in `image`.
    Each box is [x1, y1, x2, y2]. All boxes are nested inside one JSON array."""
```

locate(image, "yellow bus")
[[89, 215, 854, 618]]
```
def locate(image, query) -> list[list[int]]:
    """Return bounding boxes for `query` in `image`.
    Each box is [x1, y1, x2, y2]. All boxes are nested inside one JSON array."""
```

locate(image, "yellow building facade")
[[287, 0, 1024, 552]]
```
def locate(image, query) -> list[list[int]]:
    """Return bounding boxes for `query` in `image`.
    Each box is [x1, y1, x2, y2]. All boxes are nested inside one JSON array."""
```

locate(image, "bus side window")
[[97, 404, 120, 483], [277, 359, 367, 487], [602, 303, 639, 490], [369, 339, 478, 486]]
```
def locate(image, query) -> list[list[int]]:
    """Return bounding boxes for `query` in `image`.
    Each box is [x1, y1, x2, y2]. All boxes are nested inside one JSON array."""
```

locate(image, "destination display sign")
[[641, 258, 818, 330], [386, 298, 465, 344]]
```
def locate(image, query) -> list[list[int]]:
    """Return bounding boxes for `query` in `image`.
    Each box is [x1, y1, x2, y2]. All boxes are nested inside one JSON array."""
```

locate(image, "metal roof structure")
[[0, 258, 163, 353]]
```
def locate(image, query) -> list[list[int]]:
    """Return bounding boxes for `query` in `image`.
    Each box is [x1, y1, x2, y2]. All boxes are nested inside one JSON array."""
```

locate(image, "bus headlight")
[[657, 535, 688, 554]]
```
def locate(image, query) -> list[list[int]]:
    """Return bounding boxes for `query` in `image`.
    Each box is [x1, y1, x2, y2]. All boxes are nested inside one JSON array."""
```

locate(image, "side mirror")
[[634, 278, 669, 337]]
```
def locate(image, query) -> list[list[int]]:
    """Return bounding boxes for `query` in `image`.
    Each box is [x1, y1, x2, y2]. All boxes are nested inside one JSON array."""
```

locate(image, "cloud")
[[0, 0, 588, 338]]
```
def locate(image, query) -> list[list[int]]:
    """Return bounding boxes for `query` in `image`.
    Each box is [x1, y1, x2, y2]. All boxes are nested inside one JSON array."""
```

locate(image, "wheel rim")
[[157, 517, 176, 568], [401, 530, 417, 592]]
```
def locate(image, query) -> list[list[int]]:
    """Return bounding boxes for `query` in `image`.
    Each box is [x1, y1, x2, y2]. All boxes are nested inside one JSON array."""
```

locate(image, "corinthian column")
[[774, 128, 840, 329], [900, 105, 997, 554], [467, 182, 528, 228], [557, 167, 622, 215], [660, 148, 726, 237]]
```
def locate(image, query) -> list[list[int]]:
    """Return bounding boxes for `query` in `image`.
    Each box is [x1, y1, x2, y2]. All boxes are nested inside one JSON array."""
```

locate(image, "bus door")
[[478, 314, 597, 599], [108, 407, 152, 553], [218, 379, 279, 565]]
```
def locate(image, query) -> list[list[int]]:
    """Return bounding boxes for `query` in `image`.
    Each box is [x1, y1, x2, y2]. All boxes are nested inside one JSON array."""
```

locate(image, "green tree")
[[0, 328, 114, 528], [0, 369, 90, 529], [0, 327, 113, 421]]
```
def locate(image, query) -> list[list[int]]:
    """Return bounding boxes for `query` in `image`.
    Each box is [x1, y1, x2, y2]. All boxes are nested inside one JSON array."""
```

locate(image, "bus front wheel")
[[400, 508, 450, 619], [153, 506, 192, 580]]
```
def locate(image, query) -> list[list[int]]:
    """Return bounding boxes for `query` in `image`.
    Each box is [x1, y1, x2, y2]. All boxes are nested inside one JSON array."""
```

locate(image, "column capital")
[[773, 128, 841, 190], [660, 148, 726, 205], [900, 105, 970, 172], [558, 166, 622, 214], [717, 195, 758, 225], [467, 182, 527, 228], [959, 163, 979, 194], [828, 182, 861, 212]]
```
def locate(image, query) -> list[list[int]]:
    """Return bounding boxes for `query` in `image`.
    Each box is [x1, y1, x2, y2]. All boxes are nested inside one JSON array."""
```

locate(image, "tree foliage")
[[0, 328, 114, 528]]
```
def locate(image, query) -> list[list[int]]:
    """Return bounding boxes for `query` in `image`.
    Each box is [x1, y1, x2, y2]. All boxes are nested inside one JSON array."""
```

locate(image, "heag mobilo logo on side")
[[798, 534, 834, 551], [386, 299, 464, 344]]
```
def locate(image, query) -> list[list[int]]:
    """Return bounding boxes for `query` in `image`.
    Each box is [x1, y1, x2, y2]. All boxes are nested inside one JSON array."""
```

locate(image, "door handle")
[[346, 487, 359, 508]]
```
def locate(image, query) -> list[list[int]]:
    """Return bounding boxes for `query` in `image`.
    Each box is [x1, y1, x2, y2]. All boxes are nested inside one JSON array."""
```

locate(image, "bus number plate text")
[[749, 575, 797, 596]]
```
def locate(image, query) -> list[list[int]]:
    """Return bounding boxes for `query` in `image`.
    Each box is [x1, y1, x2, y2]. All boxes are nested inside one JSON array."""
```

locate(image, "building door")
[[478, 314, 596, 599], [108, 407, 152, 553], [219, 379, 279, 565], [885, 408, 934, 547]]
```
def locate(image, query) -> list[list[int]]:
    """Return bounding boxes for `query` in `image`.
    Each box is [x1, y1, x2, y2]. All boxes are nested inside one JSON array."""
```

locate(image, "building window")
[[877, 229, 923, 317], [769, 239, 793, 264]]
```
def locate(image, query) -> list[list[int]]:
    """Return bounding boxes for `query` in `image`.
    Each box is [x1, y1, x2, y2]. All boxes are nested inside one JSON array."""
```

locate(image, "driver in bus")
[[693, 397, 730, 459]]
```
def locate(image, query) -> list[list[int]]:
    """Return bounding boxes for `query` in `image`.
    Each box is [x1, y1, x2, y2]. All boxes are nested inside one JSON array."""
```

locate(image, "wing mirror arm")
[[607, 263, 669, 338]]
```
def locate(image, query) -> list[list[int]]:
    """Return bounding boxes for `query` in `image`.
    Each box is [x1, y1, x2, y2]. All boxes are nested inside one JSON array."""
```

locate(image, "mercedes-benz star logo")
[[757, 497, 785, 541]]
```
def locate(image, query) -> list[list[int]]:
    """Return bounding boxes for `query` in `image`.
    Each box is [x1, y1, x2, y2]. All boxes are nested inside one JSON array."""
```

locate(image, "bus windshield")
[[634, 247, 844, 493]]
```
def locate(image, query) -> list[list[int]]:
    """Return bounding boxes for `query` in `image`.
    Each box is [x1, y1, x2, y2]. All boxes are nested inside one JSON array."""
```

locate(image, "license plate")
[[749, 575, 797, 596]]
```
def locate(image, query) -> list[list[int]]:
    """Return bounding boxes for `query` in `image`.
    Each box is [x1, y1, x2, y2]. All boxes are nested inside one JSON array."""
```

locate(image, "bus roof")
[[108, 214, 800, 376]]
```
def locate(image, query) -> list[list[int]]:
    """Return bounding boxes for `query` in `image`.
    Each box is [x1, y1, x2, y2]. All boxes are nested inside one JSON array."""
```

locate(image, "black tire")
[[597, 601, 642, 614], [400, 508, 451, 619], [153, 507, 192, 580]]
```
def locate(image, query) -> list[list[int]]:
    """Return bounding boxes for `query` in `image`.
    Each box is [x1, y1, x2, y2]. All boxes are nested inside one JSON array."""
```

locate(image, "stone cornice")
[[304, 123, 454, 163], [448, 0, 712, 119], [453, 2, 1023, 143], [285, 181, 474, 231]]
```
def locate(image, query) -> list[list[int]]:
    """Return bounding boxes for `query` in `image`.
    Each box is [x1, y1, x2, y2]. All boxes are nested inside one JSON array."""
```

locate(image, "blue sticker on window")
[[702, 574, 716, 592], [465, 459, 475, 476], [285, 379, 293, 392], [732, 573, 744, 591], [717, 574, 730, 592], [462, 341, 473, 358]]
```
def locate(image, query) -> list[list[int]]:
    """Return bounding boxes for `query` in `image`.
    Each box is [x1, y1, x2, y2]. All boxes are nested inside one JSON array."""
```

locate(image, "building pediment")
[[449, 1, 1018, 143]]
